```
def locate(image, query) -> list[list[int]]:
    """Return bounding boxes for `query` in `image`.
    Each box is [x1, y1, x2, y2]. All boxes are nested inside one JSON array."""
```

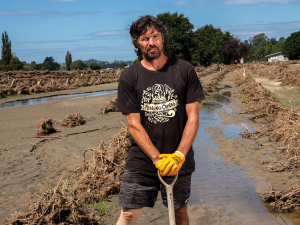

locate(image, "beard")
[[141, 46, 162, 61]]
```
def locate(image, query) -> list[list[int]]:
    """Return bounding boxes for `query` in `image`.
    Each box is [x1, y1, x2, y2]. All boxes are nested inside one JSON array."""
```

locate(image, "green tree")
[[282, 31, 300, 60], [71, 60, 87, 70], [272, 41, 284, 53], [251, 33, 269, 48], [265, 43, 273, 56], [89, 62, 101, 70], [119, 61, 127, 69], [9, 53, 24, 70], [1, 31, 12, 66], [65, 51, 72, 71], [193, 25, 231, 66], [42, 57, 60, 71], [157, 12, 195, 63]]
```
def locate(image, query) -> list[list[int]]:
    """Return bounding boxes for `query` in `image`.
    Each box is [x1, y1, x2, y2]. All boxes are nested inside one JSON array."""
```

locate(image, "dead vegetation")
[[235, 68, 300, 214], [100, 97, 117, 114], [1, 126, 130, 225], [60, 113, 86, 127], [36, 118, 56, 136], [195, 63, 224, 79], [0, 69, 122, 98], [245, 60, 300, 90]]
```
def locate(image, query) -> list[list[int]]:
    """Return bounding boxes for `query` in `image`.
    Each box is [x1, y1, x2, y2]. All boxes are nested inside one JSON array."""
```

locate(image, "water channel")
[[190, 89, 300, 224], [0, 90, 117, 108]]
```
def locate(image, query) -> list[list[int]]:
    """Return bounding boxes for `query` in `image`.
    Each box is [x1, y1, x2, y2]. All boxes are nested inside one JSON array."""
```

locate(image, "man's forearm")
[[127, 120, 160, 162]]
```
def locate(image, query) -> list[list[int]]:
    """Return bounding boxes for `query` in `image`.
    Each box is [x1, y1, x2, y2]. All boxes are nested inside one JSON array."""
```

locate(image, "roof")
[[265, 52, 284, 58]]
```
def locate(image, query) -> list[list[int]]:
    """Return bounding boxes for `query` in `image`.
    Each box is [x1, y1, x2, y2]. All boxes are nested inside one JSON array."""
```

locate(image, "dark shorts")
[[118, 170, 191, 209]]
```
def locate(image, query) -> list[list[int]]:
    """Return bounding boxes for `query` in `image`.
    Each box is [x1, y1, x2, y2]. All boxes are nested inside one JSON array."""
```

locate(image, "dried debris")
[[36, 118, 56, 136], [73, 126, 130, 203], [60, 113, 86, 127], [100, 97, 117, 114]]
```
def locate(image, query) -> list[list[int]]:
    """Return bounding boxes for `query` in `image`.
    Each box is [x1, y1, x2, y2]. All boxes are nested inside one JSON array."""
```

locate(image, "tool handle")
[[158, 171, 178, 225]]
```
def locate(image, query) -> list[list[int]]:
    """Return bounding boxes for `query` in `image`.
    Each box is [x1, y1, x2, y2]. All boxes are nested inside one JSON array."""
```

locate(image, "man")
[[116, 15, 205, 225]]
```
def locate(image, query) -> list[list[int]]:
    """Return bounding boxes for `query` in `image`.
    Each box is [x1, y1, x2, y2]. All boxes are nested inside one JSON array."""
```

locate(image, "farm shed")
[[265, 52, 288, 62]]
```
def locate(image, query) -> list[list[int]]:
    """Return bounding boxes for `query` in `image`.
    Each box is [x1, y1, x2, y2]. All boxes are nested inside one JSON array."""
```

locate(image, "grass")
[[0, 92, 35, 100], [270, 92, 291, 110], [280, 89, 300, 96], [83, 199, 109, 215]]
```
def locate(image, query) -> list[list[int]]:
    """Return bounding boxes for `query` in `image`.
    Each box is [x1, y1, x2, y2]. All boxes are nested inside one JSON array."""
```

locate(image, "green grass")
[[270, 92, 291, 110], [280, 89, 300, 96], [0, 92, 35, 100], [84, 199, 109, 215]]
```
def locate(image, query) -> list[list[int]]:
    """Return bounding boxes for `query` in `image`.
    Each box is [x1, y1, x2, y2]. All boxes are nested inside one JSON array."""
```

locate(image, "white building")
[[265, 52, 288, 62]]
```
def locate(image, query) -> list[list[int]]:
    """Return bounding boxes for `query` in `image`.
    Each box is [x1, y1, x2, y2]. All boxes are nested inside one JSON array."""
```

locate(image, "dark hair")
[[129, 15, 168, 56]]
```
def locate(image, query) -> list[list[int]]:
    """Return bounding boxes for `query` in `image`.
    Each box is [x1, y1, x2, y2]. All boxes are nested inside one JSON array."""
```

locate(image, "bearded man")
[[116, 15, 205, 225]]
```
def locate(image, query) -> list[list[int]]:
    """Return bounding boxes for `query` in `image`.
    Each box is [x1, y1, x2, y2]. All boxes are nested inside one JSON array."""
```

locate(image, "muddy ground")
[[0, 70, 300, 224]]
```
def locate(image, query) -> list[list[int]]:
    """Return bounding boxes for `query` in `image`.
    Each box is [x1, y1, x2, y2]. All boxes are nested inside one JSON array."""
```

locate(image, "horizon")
[[1, 0, 300, 64]]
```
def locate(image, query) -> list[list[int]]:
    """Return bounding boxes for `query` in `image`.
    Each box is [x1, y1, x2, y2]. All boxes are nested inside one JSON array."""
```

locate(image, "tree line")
[[1, 12, 300, 72]]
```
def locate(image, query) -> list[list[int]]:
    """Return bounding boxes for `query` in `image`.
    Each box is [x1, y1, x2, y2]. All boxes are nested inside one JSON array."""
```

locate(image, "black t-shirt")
[[117, 57, 205, 176]]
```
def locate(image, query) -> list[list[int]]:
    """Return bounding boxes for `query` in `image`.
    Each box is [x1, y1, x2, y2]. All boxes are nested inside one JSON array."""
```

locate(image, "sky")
[[1, 0, 300, 64]]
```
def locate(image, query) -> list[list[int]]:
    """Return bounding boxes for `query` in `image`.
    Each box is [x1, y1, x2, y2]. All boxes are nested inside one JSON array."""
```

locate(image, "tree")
[[222, 37, 250, 64], [119, 61, 127, 69], [282, 31, 300, 60], [70, 60, 87, 70], [251, 33, 269, 48], [89, 62, 101, 70], [157, 12, 195, 63], [65, 51, 72, 71], [42, 57, 60, 71], [1, 31, 12, 66], [9, 53, 24, 70], [193, 24, 231, 66]]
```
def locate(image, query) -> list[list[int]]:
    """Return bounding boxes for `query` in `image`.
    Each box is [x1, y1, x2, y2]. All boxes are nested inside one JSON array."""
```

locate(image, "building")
[[265, 52, 288, 62]]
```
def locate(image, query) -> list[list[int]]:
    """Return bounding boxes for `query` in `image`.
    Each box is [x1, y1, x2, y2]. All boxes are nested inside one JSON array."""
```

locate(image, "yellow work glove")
[[153, 156, 169, 175], [160, 151, 185, 177]]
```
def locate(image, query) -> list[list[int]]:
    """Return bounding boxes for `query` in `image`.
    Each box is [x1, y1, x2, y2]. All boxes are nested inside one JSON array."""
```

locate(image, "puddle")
[[191, 89, 300, 224], [0, 90, 117, 108]]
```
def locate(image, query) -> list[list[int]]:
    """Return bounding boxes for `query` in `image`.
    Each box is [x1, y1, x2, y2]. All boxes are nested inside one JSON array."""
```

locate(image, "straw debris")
[[100, 97, 117, 114], [60, 113, 86, 127], [36, 118, 56, 136]]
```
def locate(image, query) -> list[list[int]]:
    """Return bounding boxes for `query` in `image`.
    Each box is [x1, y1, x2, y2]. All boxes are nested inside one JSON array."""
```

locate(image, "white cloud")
[[173, 1, 189, 5], [0, 10, 102, 17], [220, 21, 300, 38], [88, 30, 128, 36], [0, 10, 41, 15]]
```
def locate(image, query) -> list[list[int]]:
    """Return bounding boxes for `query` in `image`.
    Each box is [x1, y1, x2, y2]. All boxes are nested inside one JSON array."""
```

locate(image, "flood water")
[[0, 90, 117, 108], [190, 90, 300, 224]]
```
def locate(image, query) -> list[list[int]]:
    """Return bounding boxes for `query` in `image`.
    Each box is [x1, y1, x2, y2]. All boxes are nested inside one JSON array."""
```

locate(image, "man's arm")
[[125, 113, 160, 163], [177, 101, 200, 157]]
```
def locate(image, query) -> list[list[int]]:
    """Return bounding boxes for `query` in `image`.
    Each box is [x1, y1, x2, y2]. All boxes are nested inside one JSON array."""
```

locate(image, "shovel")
[[158, 170, 178, 225]]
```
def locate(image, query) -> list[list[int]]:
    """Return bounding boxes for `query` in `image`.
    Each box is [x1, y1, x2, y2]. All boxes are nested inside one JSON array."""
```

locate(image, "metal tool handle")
[[158, 170, 178, 225]]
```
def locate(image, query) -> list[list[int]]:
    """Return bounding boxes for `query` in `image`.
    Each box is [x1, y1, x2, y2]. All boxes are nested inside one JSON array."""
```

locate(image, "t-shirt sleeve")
[[117, 78, 140, 113], [186, 69, 205, 104]]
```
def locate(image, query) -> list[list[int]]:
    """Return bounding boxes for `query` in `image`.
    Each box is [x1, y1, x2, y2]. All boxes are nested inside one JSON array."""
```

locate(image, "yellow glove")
[[153, 156, 169, 175], [160, 151, 185, 177]]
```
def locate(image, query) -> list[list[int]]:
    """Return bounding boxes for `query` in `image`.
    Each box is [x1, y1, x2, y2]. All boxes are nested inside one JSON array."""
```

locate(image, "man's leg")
[[175, 205, 189, 225], [116, 207, 142, 225]]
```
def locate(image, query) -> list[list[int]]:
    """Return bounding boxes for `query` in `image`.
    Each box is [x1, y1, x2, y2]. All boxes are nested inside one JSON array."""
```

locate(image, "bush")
[[71, 60, 87, 70], [89, 62, 101, 70]]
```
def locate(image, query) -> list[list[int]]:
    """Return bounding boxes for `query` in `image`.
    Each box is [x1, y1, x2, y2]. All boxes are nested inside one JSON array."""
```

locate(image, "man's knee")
[[116, 207, 142, 225], [175, 205, 188, 219]]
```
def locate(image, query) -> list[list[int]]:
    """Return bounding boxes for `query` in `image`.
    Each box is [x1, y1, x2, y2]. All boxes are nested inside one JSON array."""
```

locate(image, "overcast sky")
[[1, 0, 300, 63]]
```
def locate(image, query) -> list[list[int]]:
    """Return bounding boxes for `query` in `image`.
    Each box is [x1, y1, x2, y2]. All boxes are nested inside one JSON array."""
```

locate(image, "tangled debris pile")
[[195, 63, 224, 78], [100, 97, 117, 114], [60, 113, 86, 127], [73, 126, 130, 203], [235, 69, 300, 213], [202, 64, 241, 95], [0, 69, 123, 97], [36, 118, 56, 136], [261, 185, 300, 213], [234, 69, 300, 157], [1, 126, 130, 225], [245, 60, 300, 90], [0, 187, 98, 225]]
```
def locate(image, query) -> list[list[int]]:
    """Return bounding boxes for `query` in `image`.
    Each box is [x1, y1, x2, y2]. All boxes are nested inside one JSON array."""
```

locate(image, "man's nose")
[[148, 37, 155, 45]]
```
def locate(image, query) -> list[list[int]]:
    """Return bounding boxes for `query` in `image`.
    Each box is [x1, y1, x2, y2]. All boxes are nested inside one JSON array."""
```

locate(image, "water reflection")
[[0, 90, 117, 109]]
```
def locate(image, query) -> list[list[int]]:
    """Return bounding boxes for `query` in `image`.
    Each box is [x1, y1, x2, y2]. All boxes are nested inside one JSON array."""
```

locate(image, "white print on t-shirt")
[[141, 84, 178, 124]]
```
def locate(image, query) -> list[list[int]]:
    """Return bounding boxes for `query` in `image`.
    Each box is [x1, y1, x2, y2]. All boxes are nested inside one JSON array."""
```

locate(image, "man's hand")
[[153, 157, 168, 175], [159, 151, 185, 176]]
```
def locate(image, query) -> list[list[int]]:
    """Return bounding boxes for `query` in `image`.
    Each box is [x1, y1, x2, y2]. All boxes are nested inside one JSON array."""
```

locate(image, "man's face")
[[138, 26, 164, 61]]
